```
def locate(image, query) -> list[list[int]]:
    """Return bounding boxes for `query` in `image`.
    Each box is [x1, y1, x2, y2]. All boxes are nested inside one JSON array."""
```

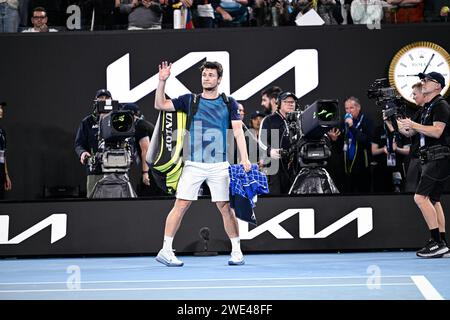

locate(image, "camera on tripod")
[[89, 100, 136, 174], [367, 78, 406, 132], [284, 99, 340, 166], [284, 99, 340, 194]]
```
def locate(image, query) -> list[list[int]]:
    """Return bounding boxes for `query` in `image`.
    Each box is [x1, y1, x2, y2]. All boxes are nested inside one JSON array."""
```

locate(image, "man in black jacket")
[[258, 91, 296, 195], [74, 89, 112, 198]]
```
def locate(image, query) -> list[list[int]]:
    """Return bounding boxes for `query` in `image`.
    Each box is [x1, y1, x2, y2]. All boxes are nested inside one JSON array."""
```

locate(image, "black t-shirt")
[[259, 111, 291, 157], [372, 125, 408, 170], [133, 118, 154, 161], [419, 95, 450, 148], [409, 107, 423, 158]]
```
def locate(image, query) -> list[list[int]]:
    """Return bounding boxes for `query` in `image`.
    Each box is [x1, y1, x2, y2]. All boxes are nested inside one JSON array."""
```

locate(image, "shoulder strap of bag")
[[187, 93, 201, 130], [220, 92, 233, 129]]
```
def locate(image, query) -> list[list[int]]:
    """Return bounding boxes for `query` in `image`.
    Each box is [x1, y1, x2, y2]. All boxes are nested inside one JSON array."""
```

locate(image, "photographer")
[[398, 72, 450, 258], [371, 112, 409, 193], [74, 89, 112, 198], [258, 91, 296, 195]]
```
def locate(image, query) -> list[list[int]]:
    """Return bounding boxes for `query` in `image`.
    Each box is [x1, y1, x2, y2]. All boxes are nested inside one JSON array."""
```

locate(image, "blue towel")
[[228, 164, 269, 225]]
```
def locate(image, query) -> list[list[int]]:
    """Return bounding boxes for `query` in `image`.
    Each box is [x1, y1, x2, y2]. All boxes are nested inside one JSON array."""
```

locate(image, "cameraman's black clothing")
[[405, 107, 423, 192], [133, 118, 163, 197], [259, 111, 292, 194], [342, 113, 373, 193], [372, 125, 408, 192], [415, 95, 450, 201], [134, 118, 154, 160], [418, 95, 450, 148], [75, 114, 102, 175]]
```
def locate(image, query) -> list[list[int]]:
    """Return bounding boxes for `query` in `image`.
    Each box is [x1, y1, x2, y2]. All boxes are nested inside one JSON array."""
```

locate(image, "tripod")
[[288, 161, 339, 195], [90, 173, 137, 198]]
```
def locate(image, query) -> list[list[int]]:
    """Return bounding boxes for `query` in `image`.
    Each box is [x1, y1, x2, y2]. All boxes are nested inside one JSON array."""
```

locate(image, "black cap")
[[95, 89, 112, 99], [121, 103, 140, 116], [251, 110, 265, 120], [418, 72, 445, 89], [278, 91, 298, 102]]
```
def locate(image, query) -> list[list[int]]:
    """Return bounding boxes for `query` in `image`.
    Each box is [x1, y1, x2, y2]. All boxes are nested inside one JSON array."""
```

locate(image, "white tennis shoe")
[[156, 249, 184, 267]]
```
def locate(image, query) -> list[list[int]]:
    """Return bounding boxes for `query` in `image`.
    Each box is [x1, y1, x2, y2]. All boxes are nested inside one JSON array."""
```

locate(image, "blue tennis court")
[[0, 251, 449, 300]]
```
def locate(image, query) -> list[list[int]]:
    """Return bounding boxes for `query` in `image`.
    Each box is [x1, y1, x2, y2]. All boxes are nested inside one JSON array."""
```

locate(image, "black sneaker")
[[416, 239, 449, 258], [442, 240, 450, 258]]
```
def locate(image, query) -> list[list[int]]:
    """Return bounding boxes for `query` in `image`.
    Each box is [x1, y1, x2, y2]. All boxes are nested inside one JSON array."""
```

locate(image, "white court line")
[[411, 276, 444, 300], [0, 282, 415, 294], [0, 275, 416, 286]]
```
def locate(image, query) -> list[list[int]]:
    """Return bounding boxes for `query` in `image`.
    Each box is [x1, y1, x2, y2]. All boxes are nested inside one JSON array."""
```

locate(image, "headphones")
[[276, 91, 298, 107]]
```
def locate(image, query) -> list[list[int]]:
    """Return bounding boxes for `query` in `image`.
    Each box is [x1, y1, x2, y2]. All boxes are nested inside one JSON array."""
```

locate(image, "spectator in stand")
[[0, 0, 20, 32], [317, 0, 341, 24], [424, 0, 450, 22], [116, 0, 163, 30], [350, 0, 383, 25], [27, 0, 69, 29], [213, 0, 251, 27], [160, 0, 193, 29], [192, 0, 215, 27], [22, 7, 58, 32], [386, 0, 424, 23]]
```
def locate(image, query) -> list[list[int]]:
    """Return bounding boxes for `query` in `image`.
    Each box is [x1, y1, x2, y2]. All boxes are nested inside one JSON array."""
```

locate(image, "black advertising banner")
[[0, 194, 442, 257]]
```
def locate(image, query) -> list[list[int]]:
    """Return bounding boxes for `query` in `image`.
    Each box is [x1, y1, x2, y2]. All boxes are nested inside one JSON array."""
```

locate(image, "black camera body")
[[94, 99, 120, 115], [367, 78, 406, 132], [284, 100, 339, 167], [89, 102, 136, 174]]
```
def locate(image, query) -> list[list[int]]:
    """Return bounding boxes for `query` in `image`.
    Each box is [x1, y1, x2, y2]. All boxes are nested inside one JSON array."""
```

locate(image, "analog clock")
[[389, 41, 450, 104]]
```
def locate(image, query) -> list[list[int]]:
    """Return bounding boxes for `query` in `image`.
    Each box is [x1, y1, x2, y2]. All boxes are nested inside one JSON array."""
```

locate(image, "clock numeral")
[[409, 54, 414, 61], [400, 63, 407, 67], [401, 84, 408, 89], [397, 75, 405, 77], [437, 62, 444, 67]]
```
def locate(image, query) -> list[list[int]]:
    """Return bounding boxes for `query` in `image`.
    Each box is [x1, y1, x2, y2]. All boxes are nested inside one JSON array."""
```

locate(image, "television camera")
[[89, 99, 136, 174], [367, 78, 406, 132], [283, 99, 340, 194]]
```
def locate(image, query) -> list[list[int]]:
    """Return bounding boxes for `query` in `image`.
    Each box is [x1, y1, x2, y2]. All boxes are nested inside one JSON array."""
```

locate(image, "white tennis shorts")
[[176, 161, 230, 202]]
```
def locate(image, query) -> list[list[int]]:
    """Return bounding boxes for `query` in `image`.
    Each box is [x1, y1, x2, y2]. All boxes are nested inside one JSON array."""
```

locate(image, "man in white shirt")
[[22, 7, 58, 32]]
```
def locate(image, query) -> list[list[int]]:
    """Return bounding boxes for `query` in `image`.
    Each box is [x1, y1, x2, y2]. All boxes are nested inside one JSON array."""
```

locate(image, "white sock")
[[230, 237, 241, 253], [163, 236, 174, 251]]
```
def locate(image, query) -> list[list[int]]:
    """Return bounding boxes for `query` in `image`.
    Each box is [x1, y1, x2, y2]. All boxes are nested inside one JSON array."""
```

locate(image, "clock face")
[[389, 42, 450, 104]]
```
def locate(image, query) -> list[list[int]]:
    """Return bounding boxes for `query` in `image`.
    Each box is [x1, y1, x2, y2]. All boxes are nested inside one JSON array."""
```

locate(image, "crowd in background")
[[0, 0, 449, 33]]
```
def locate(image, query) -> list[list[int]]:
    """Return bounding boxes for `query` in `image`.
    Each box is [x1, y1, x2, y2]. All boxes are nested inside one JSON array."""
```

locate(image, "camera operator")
[[340, 97, 373, 193], [74, 89, 112, 198], [404, 82, 427, 192], [371, 111, 409, 193], [398, 72, 450, 258], [121, 103, 163, 197], [258, 91, 296, 195]]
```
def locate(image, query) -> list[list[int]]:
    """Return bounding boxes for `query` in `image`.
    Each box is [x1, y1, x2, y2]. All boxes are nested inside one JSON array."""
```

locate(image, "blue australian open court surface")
[[0, 252, 449, 300]]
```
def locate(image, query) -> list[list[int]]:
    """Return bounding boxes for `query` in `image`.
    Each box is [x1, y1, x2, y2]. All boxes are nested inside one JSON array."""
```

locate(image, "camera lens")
[[111, 112, 134, 132]]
